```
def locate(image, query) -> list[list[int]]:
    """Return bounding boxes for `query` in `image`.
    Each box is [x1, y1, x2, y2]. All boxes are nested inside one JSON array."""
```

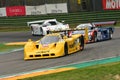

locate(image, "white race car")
[[27, 19, 69, 36]]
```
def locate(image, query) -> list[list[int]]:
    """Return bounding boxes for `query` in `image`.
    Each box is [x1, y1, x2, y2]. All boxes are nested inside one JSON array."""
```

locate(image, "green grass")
[[20, 62, 120, 80], [0, 43, 23, 53], [116, 21, 120, 27]]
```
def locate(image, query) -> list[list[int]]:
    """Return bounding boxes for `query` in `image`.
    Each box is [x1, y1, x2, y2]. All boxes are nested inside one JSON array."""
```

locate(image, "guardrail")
[[0, 10, 120, 27]]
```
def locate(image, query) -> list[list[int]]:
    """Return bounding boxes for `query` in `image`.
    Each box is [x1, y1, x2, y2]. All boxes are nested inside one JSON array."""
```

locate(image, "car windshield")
[[40, 36, 60, 44]]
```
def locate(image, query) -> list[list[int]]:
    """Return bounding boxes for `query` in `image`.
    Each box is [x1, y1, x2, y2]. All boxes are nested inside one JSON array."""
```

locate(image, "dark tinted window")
[[49, 21, 57, 25]]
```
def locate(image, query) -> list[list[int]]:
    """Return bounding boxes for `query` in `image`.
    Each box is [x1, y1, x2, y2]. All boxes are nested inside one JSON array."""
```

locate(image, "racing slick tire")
[[109, 30, 113, 39], [79, 36, 84, 51], [93, 32, 97, 42], [32, 31, 36, 36], [31, 26, 35, 36], [64, 43, 68, 56], [40, 27, 43, 35]]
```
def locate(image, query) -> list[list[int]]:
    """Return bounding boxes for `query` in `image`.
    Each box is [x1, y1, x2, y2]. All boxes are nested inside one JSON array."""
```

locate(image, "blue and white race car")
[[72, 21, 116, 43], [93, 21, 115, 41], [95, 27, 114, 41]]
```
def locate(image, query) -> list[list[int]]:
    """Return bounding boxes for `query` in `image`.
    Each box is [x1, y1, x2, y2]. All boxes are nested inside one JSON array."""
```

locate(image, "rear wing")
[[27, 20, 44, 26], [50, 28, 88, 41], [27, 19, 56, 26], [92, 21, 116, 27]]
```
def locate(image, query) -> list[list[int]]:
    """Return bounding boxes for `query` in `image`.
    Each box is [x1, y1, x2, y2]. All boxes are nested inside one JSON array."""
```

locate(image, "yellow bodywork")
[[24, 28, 88, 60]]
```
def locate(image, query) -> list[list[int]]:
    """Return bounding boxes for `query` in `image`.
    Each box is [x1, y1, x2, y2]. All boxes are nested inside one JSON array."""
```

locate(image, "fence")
[[0, 10, 120, 27]]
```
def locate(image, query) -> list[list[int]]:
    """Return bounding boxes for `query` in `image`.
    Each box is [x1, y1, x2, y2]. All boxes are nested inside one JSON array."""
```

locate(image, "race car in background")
[[27, 19, 69, 36], [24, 28, 88, 60], [72, 21, 116, 43]]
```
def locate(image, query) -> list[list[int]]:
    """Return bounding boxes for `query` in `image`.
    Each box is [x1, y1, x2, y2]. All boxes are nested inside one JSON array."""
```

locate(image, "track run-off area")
[[0, 28, 120, 78]]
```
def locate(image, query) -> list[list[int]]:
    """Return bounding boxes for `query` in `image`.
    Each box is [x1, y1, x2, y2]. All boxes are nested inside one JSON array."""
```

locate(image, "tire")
[[32, 33, 35, 36], [64, 43, 68, 56], [40, 27, 43, 35], [79, 36, 84, 51], [31, 26, 35, 36], [47, 30, 50, 34], [93, 32, 97, 42], [109, 31, 113, 39]]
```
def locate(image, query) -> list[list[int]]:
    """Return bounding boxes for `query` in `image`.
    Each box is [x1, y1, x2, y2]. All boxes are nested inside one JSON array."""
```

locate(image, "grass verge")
[[20, 62, 120, 80], [116, 21, 120, 27], [0, 43, 23, 53]]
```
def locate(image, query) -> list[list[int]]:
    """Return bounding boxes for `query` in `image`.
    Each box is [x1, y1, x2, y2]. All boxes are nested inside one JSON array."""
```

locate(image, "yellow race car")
[[24, 28, 88, 60]]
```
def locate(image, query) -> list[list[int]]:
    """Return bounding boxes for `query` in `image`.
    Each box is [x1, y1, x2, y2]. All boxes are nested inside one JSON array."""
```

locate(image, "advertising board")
[[0, 8, 6, 17], [6, 6, 26, 16], [46, 3, 68, 13], [26, 5, 46, 15], [103, 0, 120, 10]]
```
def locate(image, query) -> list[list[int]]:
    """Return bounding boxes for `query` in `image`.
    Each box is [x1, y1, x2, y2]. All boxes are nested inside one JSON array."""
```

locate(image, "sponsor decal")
[[69, 40, 78, 48], [42, 44, 49, 47], [103, 0, 120, 10]]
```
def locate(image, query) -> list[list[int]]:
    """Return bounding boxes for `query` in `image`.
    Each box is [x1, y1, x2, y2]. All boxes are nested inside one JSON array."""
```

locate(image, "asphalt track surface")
[[0, 28, 120, 76], [0, 31, 40, 43]]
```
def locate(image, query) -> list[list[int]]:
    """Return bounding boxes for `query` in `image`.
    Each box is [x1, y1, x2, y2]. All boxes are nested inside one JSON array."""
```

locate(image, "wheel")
[[79, 36, 84, 51], [47, 30, 50, 34], [93, 32, 97, 42], [32, 33, 35, 36], [40, 27, 43, 35], [64, 43, 68, 56], [31, 26, 35, 36], [109, 31, 113, 39]]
